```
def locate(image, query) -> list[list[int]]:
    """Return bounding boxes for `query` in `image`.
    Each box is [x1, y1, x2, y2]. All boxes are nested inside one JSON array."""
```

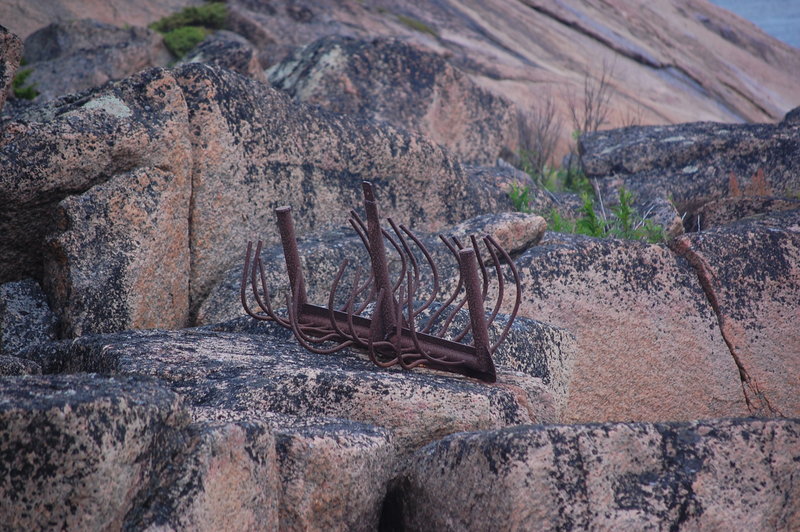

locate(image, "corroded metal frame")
[[241, 181, 521, 382]]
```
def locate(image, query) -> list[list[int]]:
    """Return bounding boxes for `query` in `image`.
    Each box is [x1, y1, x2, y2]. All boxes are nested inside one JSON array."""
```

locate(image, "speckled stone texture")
[[0, 25, 21, 113], [28, 328, 555, 451], [43, 165, 191, 336], [269, 35, 517, 165], [0, 67, 193, 286], [0, 374, 189, 530], [0, 278, 58, 356], [181, 30, 266, 83], [173, 62, 510, 308], [123, 420, 279, 531], [512, 233, 749, 423], [671, 210, 800, 417], [189, 407, 396, 531], [391, 418, 800, 531]]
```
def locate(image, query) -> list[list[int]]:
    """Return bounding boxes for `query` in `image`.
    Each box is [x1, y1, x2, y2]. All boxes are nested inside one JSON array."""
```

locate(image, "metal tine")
[[241, 240, 289, 327], [481, 237, 505, 332], [420, 234, 465, 333], [241, 241, 268, 321], [327, 259, 361, 344], [381, 226, 408, 294], [393, 284, 415, 370], [285, 276, 354, 354], [387, 218, 420, 297], [432, 235, 472, 338], [470, 235, 490, 299], [399, 224, 440, 318], [486, 234, 522, 353], [402, 268, 463, 367], [353, 278, 376, 315], [253, 246, 292, 327], [349, 210, 370, 250]]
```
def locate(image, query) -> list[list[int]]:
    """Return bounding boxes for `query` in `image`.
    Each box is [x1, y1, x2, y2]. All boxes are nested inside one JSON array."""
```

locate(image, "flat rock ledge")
[[391, 418, 800, 531], [3, 369, 795, 530]]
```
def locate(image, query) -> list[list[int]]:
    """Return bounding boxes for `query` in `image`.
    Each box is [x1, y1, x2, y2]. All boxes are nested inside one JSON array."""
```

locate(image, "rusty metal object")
[[241, 181, 521, 382]]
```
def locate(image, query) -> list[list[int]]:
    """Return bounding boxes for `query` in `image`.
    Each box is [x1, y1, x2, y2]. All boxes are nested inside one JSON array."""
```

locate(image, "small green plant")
[[149, 2, 227, 58], [149, 2, 227, 33], [546, 208, 575, 233], [396, 14, 438, 38], [509, 181, 533, 214], [575, 192, 605, 237], [12, 68, 38, 100], [162, 26, 210, 57], [513, 186, 665, 243]]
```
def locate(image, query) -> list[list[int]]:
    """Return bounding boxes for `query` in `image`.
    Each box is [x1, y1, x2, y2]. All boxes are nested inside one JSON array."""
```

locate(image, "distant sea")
[[707, 0, 800, 49]]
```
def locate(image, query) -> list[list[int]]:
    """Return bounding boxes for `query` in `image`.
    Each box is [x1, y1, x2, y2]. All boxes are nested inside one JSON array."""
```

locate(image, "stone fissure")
[[668, 236, 779, 416]]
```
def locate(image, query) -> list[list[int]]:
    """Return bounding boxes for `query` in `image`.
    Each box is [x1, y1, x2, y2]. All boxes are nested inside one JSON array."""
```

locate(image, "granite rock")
[[0, 25, 22, 113], [0, 278, 59, 356], [391, 418, 800, 531], [17, 19, 171, 104], [512, 233, 749, 423], [670, 209, 800, 417], [269, 35, 517, 165]]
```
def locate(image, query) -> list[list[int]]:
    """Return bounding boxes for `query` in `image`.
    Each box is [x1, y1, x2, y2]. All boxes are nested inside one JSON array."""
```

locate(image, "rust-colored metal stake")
[[362, 182, 399, 341], [275, 206, 307, 307], [458, 248, 496, 377]]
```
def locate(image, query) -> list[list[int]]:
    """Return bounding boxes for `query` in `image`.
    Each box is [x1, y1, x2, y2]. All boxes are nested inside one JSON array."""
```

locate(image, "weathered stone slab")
[[27, 328, 551, 451], [191, 408, 395, 531], [0, 354, 41, 375], [123, 419, 279, 531], [513, 233, 749, 423], [43, 166, 191, 336], [172, 62, 510, 307], [269, 35, 517, 165], [0, 373, 188, 530], [671, 209, 800, 417], [0, 67, 192, 285], [181, 30, 266, 83], [0, 25, 22, 113], [392, 418, 800, 531], [0, 278, 58, 355], [579, 112, 800, 228]]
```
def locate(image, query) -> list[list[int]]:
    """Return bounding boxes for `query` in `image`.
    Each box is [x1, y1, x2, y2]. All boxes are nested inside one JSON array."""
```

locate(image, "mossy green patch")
[[149, 2, 227, 58], [12, 68, 38, 100], [162, 26, 210, 58], [149, 2, 227, 34]]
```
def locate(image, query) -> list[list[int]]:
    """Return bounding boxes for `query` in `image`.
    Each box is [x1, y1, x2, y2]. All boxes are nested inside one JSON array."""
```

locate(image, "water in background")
[[708, 0, 800, 49]]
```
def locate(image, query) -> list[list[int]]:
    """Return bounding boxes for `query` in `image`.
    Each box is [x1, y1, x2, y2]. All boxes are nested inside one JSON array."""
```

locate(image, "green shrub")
[[162, 26, 210, 57], [149, 2, 227, 58], [149, 2, 227, 34], [12, 68, 38, 100]]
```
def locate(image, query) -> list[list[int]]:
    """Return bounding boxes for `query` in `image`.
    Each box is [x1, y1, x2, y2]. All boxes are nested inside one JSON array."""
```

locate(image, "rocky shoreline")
[[1, 2, 799, 530]]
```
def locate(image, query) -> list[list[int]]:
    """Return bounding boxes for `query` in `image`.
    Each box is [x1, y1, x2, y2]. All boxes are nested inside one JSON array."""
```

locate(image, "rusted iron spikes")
[[241, 181, 521, 382]]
